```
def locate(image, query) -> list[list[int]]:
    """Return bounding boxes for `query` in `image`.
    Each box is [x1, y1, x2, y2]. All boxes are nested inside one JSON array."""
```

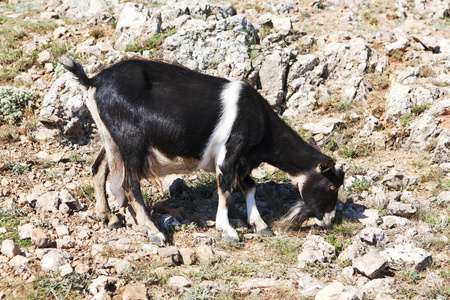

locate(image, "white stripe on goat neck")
[[199, 80, 242, 169]]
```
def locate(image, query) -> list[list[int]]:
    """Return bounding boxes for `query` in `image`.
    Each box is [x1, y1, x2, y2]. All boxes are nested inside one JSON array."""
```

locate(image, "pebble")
[[1, 240, 21, 258]]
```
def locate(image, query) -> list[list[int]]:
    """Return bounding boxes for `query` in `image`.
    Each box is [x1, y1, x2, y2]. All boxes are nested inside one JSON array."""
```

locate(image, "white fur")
[[290, 174, 308, 196], [199, 81, 242, 169], [246, 187, 261, 225], [314, 208, 336, 227]]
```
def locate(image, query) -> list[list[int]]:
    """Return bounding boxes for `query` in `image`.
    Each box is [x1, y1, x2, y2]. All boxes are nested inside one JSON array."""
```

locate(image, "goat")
[[62, 58, 345, 245]]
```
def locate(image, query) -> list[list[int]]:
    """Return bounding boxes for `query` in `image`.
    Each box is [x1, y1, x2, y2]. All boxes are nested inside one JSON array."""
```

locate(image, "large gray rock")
[[315, 281, 365, 300], [429, 0, 450, 19], [114, 2, 161, 51], [385, 84, 441, 123], [405, 99, 450, 156], [380, 244, 432, 271], [163, 15, 256, 79], [41, 250, 71, 272], [63, 0, 119, 19], [298, 273, 326, 298], [38, 72, 92, 144]]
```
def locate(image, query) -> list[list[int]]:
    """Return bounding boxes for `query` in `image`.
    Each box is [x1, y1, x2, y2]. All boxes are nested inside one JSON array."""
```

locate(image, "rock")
[[386, 201, 417, 217], [429, 0, 450, 19], [88, 275, 118, 295], [381, 216, 410, 229], [56, 237, 75, 249], [437, 191, 450, 204], [405, 99, 450, 159], [53, 26, 68, 39], [239, 278, 280, 289], [40, 12, 59, 19], [357, 209, 380, 227], [361, 278, 395, 296], [412, 36, 439, 52], [63, 0, 119, 20], [385, 38, 409, 54], [123, 284, 147, 300], [55, 225, 70, 237], [179, 248, 195, 265], [37, 50, 52, 65], [195, 245, 218, 265], [297, 273, 326, 298], [158, 247, 181, 264], [425, 272, 443, 288], [298, 235, 335, 266], [315, 281, 365, 300], [31, 228, 53, 248], [359, 227, 389, 248], [161, 214, 182, 230], [163, 15, 256, 79], [385, 85, 441, 124], [1, 240, 21, 258], [39, 71, 92, 143], [75, 45, 102, 56], [353, 250, 388, 279], [107, 258, 132, 275], [9, 255, 29, 271], [303, 118, 344, 135], [168, 275, 191, 292], [258, 49, 291, 106], [343, 77, 372, 102], [338, 241, 366, 262], [41, 250, 71, 272], [18, 223, 34, 239], [193, 233, 216, 246], [380, 244, 432, 271], [35, 191, 60, 213], [58, 263, 74, 276], [381, 170, 417, 190]]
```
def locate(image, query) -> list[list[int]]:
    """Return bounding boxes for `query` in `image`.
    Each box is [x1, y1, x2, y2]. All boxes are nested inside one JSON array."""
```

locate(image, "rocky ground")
[[0, 0, 450, 299]]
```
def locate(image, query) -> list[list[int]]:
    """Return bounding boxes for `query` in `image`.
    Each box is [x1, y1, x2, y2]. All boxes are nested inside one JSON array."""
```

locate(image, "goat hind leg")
[[123, 173, 165, 245], [92, 148, 123, 228]]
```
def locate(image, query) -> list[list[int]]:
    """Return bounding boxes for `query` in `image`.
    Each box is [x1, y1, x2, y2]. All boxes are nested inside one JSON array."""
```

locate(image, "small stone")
[[41, 250, 70, 272], [58, 263, 74, 276], [40, 12, 59, 19], [386, 202, 417, 217], [31, 228, 53, 248], [298, 235, 335, 266], [89, 276, 118, 295], [195, 245, 218, 265], [55, 226, 70, 237], [158, 247, 181, 264], [35, 191, 60, 213], [315, 281, 365, 300], [359, 227, 390, 248], [425, 272, 443, 288], [179, 248, 195, 265], [353, 250, 388, 279], [56, 237, 75, 249], [297, 273, 325, 297], [123, 284, 147, 300], [193, 233, 216, 246], [37, 50, 52, 65], [53, 26, 68, 40], [18, 223, 34, 239], [9, 255, 29, 271], [357, 209, 380, 226], [381, 216, 410, 229], [168, 276, 191, 292], [1, 240, 21, 258]]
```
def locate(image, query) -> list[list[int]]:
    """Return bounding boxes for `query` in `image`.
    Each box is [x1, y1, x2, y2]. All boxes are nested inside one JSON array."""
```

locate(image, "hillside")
[[0, 0, 449, 299]]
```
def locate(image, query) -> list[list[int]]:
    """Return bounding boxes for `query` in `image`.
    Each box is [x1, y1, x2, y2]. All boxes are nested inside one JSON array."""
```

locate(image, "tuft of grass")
[[90, 27, 105, 39], [339, 145, 357, 158], [263, 235, 301, 265], [5, 160, 30, 176], [125, 28, 176, 54], [401, 268, 420, 284], [34, 272, 92, 299], [347, 177, 372, 193], [334, 102, 352, 112], [0, 86, 35, 124], [324, 234, 351, 255], [189, 173, 217, 200], [74, 184, 95, 202], [0, 206, 33, 247]]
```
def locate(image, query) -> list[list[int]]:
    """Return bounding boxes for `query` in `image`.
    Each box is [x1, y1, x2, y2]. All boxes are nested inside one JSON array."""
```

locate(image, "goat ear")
[[317, 159, 334, 173], [308, 138, 321, 152]]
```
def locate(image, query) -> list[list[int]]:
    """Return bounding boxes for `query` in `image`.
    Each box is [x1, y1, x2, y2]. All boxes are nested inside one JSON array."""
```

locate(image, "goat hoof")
[[107, 214, 123, 229], [257, 227, 274, 237], [148, 232, 166, 246]]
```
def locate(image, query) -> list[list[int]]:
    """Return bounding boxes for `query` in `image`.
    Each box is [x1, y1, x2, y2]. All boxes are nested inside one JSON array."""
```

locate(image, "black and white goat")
[[62, 58, 345, 245]]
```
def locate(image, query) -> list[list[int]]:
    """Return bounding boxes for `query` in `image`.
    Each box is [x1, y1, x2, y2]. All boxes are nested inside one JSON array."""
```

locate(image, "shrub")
[[0, 86, 34, 124]]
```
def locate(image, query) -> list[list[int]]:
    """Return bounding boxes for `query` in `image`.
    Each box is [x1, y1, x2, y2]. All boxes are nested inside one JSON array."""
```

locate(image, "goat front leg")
[[92, 148, 122, 228], [240, 175, 273, 236], [122, 173, 165, 245], [215, 166, 239, 243]]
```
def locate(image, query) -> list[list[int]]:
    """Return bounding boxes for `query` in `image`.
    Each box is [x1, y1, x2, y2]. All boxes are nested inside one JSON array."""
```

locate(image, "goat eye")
[[329, 185, 336, 191]]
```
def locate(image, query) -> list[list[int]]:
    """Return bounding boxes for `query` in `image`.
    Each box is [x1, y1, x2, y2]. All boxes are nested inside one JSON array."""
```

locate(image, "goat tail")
[[60, 57, 93, 87]]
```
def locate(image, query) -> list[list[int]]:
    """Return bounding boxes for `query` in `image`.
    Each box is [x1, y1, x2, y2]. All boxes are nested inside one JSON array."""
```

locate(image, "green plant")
[[347, 177, 372, 193], [388, 49, 405, 61], [347, 165, 368, 176], [0, 86, 34, 124], [69, 151, 80, 163], [334, 102, 352, 112], [324, 234, 351, 255], [0, 206, 33, 247], [339, 145, 357, 158], [6, 160, 30, 175], [35, 272, 92, 299], [263, 235, 301, 264], [402, 268, 421, 283], [74, 184, 95, 202]]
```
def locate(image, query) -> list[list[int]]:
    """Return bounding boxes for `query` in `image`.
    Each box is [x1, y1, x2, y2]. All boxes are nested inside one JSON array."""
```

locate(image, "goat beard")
[[280, 200, 315, 230]]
